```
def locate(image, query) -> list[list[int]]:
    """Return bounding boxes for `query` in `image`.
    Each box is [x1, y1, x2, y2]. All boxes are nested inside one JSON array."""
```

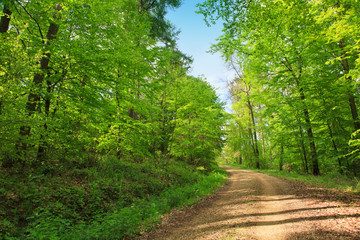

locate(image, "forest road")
[[141, 166, 360, 240]]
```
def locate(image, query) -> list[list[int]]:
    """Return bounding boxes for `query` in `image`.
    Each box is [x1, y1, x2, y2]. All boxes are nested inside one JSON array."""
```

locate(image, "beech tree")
[[199, 0, 360, 175], [0, 0, 226, 173], [170, 76, 226, 168]]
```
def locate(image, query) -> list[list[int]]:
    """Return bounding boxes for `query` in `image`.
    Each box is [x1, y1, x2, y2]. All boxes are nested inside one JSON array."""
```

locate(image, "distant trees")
[[198, 0, 360, 176]]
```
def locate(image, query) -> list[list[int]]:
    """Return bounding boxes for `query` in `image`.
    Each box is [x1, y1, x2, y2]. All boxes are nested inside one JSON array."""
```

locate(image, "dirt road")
[[142, 166, 360, 240]]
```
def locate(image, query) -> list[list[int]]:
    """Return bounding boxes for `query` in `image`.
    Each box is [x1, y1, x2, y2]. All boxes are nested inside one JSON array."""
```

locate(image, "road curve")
[[141, 166, 359, 240]]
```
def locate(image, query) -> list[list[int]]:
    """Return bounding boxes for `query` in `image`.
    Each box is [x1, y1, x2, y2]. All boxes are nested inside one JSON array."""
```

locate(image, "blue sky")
[[166, 0, 234, 111]]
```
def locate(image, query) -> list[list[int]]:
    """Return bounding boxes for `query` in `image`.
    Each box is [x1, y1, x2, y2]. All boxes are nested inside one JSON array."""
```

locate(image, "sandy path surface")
[[141, 166, 360, 240]]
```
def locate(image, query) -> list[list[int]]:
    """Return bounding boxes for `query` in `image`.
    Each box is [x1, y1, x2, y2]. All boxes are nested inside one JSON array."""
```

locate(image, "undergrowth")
[[0, 158, 227, 239]]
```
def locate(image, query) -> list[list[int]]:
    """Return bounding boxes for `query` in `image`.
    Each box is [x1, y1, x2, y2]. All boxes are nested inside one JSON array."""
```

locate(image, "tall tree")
[[17, 4, 62, 163], [198, 0, 360, 175]]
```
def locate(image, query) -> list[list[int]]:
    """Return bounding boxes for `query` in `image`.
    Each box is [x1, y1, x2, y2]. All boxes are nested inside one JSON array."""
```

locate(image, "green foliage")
[[0, 0, 225, 169], [11, 163, 227, 240], [170, 76, 226, 167], [1, 1, 228, 239], [0, 158, 226, 239], [199, 0, 360, 176]]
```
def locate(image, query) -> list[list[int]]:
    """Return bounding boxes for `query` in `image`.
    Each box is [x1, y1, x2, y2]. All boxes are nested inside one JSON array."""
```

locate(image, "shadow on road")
[[189, 214, 360, 239], [286, 230, 358, 240], [205, 206, 345, 223]]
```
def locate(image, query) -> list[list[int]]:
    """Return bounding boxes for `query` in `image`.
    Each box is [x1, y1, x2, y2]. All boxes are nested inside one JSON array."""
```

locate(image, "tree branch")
[[15, 0, 45, 43]]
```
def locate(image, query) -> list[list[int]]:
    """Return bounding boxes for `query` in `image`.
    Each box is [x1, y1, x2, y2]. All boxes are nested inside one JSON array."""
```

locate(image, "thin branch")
[[14, 27, 27, 49], [144, 0, 157, 12], [15, 0, 45, 43], [230, 59, 243, 79]]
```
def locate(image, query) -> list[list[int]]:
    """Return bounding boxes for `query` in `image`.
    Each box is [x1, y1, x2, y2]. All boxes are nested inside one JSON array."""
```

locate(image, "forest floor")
[[141, 166, 360, 240]]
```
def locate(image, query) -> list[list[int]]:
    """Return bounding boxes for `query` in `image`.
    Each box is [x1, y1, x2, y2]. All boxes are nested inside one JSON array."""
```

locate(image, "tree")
[[198, 0, 360, 175], [170, 76, 226, 168]]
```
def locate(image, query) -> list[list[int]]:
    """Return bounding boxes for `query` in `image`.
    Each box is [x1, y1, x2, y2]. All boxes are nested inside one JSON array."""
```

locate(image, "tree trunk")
[[36, 78, 52, 161], [299, 88, 319, 175], [0, 4, 12, 115], [282, 56, 318, 174], [298, 122, 309, 173], [247, 99, 260, 169], [279, 144, 284, 171], [116, 90, 122, 158], [259, 105, 265, 160], [0, 4, 11, 33], [238, 123, 243, 165], [326, 121, 343, 174], [22, 4, 62, 117], [338, 39, 360, 131], [128, 93, 138, 120], [18, 4, 62, 158], [348, 94, 360, 130]]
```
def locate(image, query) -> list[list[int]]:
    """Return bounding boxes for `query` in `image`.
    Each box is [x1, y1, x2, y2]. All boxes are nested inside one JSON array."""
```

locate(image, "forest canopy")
[[0, 0, 226, 169], [0, 1, 227, 238], [197, 0, 360, 176], [3, 0, 360, 238]]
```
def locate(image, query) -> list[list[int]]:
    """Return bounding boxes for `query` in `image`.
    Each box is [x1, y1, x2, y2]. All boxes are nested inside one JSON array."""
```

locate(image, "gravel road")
[[141, 166, 360, 240]]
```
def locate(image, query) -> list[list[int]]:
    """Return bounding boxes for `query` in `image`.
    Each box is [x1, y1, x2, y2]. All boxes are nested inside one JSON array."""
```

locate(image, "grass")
[[227, 163, 360, 193]]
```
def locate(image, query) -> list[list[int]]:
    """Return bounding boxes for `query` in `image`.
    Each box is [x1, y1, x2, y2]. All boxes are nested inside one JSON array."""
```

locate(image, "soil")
[[140, 166, 360, 240]]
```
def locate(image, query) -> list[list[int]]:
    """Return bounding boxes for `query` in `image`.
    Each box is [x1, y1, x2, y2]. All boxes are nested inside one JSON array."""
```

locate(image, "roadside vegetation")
[[1, 159, 227, 239]]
